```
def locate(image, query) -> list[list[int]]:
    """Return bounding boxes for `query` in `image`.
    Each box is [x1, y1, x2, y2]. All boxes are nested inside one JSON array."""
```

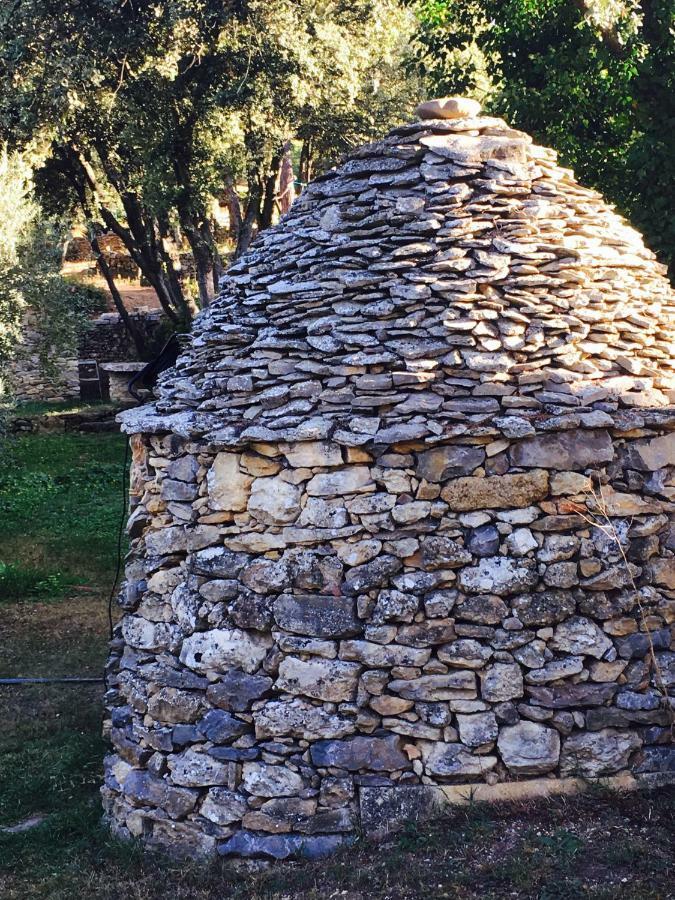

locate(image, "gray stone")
[[527, 683, 617, 708], [218, 830, 346, 860], [459, 557, 538, 596], [254, 699, 356, 740], [248, 476, 302, 525], [454, 594, 508, 624], [343, 555, 402, 595], [339, 640, 430, 668], [123, 770, 198, 819], [511, 591, 575, 626], [200, 787, 248, 825], [180, 628, 272, 674], [273, 594, 360, 638], [420, 742, 497, 777], [168, 748, 231, 787], [550, 617, 613, 659], [497, 722, 560, 774], [560, 728, 641, 777], [241, 762, 304, 797], [389, 672, 476, 701], [197, 709, 250, 743], [276, 656, 361, 703], [306, 467, 374, 497], [509, 429, 614, 470], [456, 712, 498, 747], [480, 663, 524, 702], [420, 535, 472, 570], [372, 589, 419, 624], [147, 688, 203, 724], [416, 445, 485, 483], [467, 525, 500, 557], [206, 670, 273, 711], [310, 735, 410, 772], [524, 657, 585, 684], [438, 639, 493, 669]]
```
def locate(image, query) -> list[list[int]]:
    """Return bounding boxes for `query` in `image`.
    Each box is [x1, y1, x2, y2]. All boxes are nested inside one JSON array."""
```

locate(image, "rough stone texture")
[[105, 100, 675, 860]]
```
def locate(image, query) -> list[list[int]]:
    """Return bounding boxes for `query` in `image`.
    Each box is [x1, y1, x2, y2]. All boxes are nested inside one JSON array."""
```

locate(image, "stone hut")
[[103, 98, 675, 861]]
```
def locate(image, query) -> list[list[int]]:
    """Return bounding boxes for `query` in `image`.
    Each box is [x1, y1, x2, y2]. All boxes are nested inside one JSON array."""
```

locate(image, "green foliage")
[[0, 152, 107, 385], [0, 0, 420, 317], [409, 0, 675, 275]]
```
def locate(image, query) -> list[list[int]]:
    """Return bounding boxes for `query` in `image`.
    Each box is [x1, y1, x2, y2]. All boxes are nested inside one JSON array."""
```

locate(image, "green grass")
[[0, 432, 127, 593]]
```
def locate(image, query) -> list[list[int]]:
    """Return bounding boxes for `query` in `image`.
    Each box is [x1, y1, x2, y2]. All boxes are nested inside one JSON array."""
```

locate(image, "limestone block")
[[241, 763, 304, 797], [180, 628, 272, 674], [480, 663, 524, 702], [441, 471, 548, 511], [497, 722, 560, 774], [420, 742, 498, 777], [247, 475, 302, 525], [207, 452, 253, 511], [281, 441, 343, 468], [310, 735, 410, 771], [560, 728, 642, 777], [458, 557, 538, 596], [550, 616, 613, 659], [200, 787, 248, 825], [276, 656, 360, 703], [456, 712, 498, 747], [509, 429, 614, 470], [254, 699, 356, 740], [416, 96, 482, 120]]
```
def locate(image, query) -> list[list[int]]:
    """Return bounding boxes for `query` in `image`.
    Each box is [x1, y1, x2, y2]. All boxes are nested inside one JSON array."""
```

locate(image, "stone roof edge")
[[117, 402, 675, 445]]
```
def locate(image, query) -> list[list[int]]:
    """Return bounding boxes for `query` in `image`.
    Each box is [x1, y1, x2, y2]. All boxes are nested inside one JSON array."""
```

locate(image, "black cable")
[[107, 436, 130, 640], [0, 677, 103, 685]]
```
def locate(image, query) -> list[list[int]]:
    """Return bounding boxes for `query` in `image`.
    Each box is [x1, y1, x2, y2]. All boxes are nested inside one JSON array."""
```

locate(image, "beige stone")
[[281, 441, 343, 468], [550, 472, 592, 495], [416, 96, 482, 120], [207, 452, 252, 511], [247, 475, 302, 525], [589, 660, 628, 682], [634, 432, 675, 470], [593, 485, 664, 516], [306, 466, 374, 497], [651, 557, 675, 589], [276, 656, 360, 703], [369, 695, 415, 716], [441, 470, 548, 511]]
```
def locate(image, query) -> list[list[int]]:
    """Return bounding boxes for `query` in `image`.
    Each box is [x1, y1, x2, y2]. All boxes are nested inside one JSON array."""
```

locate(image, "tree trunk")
[[223, 179, 243, 245], [299, 136, 314, 187], [259, 148, 284, 231], [90, 231, 146, 357], [278, 142, 296, 216], [235, 177, 262, 259]]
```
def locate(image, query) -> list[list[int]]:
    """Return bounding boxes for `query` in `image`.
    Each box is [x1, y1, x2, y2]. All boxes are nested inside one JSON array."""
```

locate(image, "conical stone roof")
[[121, 99, 675, 444]]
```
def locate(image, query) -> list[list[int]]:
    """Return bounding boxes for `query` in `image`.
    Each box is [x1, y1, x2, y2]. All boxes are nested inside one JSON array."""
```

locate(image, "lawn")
[[0, 431, 673, 899]]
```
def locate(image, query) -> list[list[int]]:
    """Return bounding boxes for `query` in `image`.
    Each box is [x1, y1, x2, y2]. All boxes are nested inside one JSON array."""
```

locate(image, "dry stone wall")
[[103, 419, 674, 861], [103, 99, 675, 861]]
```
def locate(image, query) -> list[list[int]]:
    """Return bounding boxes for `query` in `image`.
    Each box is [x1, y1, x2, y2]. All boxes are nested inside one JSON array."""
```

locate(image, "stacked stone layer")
[[104, 111, 675, 861]]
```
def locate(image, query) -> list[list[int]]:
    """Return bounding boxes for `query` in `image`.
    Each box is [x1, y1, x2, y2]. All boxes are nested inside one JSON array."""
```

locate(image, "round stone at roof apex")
[[415, 96, 482, 120]]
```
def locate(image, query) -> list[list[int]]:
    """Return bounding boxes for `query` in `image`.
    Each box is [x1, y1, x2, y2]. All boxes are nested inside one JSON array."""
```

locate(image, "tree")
[[408, 0, 675, 275], [0, 0, 418, 338], [0, 152, 104, 390]]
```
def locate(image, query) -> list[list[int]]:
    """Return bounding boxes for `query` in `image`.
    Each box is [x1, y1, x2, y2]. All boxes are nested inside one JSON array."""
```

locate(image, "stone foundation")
[[102, 421, 674, 860]]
